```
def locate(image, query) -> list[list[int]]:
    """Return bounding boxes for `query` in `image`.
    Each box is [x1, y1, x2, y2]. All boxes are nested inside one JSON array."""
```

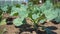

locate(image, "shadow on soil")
[[15, 24, 57, 34]]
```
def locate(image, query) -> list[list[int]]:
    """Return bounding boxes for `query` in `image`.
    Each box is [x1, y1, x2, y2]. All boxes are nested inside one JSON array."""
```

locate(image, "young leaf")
[[13, 18, 23, 26], [1, 5, 8, 12], [39, 19, 46, 23], [32, 14, 39, 20]]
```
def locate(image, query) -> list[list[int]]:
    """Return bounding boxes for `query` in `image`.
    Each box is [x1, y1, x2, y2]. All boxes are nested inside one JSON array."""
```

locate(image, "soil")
[[0, 22, 60, 34]]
